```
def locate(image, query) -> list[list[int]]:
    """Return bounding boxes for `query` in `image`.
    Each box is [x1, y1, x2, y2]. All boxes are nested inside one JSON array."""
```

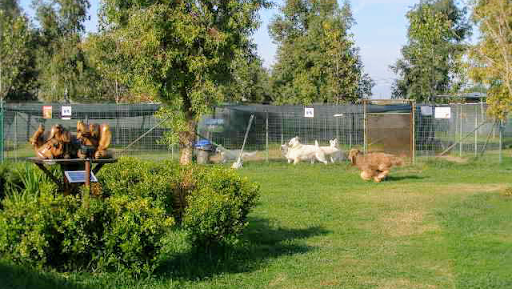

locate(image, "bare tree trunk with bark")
[[179, 112, 197, 165]]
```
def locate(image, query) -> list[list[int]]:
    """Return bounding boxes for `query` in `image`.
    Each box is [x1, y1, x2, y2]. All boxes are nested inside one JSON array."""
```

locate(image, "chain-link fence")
[[415, 103, 507, 160], [1, 103, 178, 162], [1, 102, 510, 163]]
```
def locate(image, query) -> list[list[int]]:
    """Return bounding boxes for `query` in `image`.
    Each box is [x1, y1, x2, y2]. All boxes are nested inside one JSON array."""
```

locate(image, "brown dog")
[[348, 149, 404, 182]]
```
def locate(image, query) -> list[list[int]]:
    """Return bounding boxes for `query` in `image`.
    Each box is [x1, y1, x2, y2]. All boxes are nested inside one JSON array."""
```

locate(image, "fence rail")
[[1, 102, 510, 163]]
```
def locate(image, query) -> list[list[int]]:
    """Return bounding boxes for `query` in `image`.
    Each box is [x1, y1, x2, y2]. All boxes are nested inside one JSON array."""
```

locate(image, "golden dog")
[[348, 148, 404, 182]]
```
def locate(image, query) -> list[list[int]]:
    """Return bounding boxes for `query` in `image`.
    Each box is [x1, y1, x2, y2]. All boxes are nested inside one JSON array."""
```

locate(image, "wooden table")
[[27, 157, 118, 193]]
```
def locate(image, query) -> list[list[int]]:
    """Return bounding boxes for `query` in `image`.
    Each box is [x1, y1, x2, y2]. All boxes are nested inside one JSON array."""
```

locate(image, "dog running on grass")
[[283, 136, 328, 165], [348, 148, 404, 182], [319, 138, 343, 163]]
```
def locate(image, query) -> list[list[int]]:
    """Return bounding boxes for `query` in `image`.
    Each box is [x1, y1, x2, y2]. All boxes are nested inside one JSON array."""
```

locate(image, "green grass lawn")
[[2, 158, 512, 289]]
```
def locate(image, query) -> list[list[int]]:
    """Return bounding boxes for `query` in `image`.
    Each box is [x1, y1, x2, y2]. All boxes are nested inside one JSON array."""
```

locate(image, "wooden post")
[[85, 158, 91, 189]]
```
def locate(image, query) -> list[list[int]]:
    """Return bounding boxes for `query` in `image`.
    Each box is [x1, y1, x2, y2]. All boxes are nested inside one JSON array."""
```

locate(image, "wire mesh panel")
[[1, 103, 176, 161], [1, 102, 509, 163], [205, 104, 364, 162], [365, 100, 414, 159], [415, 103, 503, 161]]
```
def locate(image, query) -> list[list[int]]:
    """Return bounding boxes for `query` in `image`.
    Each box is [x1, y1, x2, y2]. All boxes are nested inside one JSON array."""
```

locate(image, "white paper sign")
[[61, 106, 72, 119], [435, 107, 451, 119], [304, 107, 314, 118]]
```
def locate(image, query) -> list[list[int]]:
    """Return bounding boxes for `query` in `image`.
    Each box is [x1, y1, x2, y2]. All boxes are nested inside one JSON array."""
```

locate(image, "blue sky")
[[19, 0, 420, 98]]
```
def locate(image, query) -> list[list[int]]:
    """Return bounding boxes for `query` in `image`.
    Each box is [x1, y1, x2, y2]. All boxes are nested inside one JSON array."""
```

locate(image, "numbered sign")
[[304, 107, 315, 118], [61, 106, 72, 120]]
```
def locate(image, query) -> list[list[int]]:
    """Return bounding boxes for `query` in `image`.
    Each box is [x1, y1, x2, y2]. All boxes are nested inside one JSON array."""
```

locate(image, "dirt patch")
[[364, 183, 507, 201], [431, 183, 507, 194], [359, 183, 506, 237], [380, 210, 437, 237], [373, 278, 438, 289]]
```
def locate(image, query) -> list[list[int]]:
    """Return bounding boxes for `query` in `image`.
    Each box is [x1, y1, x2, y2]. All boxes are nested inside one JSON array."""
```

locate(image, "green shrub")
[[0, 162, 22, 204], [0, 162, 58, 205], [0, 157, 260, 274], [0, 175, 175, 275], [100, 157, 261, 248], [0, 184, 75, 269], [182, 167, 260, 247], [99, 157, 178, 215], [100, 195, 175, 274]]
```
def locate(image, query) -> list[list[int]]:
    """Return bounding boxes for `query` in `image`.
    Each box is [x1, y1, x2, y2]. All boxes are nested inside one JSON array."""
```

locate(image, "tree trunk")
[[179, 112, 197, 165]]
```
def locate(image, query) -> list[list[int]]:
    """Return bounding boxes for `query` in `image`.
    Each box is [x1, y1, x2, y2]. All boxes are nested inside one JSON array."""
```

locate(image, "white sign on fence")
[[61, 106, 72, 120], [304, 107, 314, 118], [435, 107, 451, 119]]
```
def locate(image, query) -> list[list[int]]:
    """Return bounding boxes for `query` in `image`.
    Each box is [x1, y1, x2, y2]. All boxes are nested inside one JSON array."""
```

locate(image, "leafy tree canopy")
[[32, 0, 90, 102], [391, 0, 471, 102], [469, 0, 512, 119], [270, 0, 373, 105], [0, 2, 38, 101], [97, 0, 270, 164]]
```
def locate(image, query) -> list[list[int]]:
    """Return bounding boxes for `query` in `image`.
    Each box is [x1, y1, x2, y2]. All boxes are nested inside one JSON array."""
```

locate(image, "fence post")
[[499, 119, 503, 163], [459, 104, 463, 157], [363, 100, 367, 154], [0, 101, 3, 163], [265, 110, 269, 162], [411, 101, 416, 164], [475, 105, 478, 157], [14, 111, 17, 161]]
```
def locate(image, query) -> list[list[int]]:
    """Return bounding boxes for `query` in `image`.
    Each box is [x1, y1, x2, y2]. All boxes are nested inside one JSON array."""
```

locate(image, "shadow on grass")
[[156, 218, 329, 281], [385, 175, 426, 182], [0, 261, 93, 289]]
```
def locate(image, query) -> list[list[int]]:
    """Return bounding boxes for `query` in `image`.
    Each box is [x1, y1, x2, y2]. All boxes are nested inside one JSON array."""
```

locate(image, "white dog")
[[284, 136, 328, 165], [216, 147, 258, 163], [319, 138, 343, 163]]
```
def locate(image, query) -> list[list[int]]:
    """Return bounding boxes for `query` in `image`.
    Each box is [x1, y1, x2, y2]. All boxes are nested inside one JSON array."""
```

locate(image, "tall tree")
[[98, 0, 270, 164], [391, 0, 471, 101], [469, 0, 512, 119], [0, 0, 21, 18], [32, 0, 90, 101], [269, 0, 372, 105], [82, 32, 132, 103], [0, 2, 37, 101], [223, 52, 272, 104]]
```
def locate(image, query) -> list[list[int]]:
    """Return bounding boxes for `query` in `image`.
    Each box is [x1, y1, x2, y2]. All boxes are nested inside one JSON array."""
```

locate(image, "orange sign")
[[43, 106, 52, 119]]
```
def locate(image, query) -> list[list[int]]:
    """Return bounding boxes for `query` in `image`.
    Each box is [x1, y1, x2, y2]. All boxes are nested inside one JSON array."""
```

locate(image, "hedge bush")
[[99, 158, 260, 246], [182, 167, 260, 246], [0, 184, 174, 274], [0, 157, 260, 275]]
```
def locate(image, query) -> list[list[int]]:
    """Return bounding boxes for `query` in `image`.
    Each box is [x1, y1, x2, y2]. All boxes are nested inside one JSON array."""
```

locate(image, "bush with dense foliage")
[[182, 167, 260, 246], [99, 157, 260, 247], [0, 184, 174, 274], [0, 157, 260, 275]]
